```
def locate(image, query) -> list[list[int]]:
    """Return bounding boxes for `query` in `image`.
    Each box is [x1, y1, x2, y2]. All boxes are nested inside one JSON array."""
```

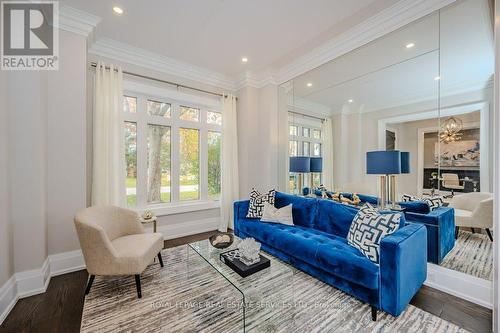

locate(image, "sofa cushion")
[[274, 191, 317, 228], [246, 189, 276, 218], [347, 204, 401, 263], [314, 199, 359, 238], [237, 219, 379, 289]]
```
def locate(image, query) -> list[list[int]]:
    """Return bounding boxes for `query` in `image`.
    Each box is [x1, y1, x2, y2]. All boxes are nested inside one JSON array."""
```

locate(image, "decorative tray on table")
[[220, 249, 270, 278]]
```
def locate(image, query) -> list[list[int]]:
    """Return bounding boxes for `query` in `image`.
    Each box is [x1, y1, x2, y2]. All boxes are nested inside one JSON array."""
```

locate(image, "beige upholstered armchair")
[[74, 206, 164, 298], [449, 192, 493, 241]]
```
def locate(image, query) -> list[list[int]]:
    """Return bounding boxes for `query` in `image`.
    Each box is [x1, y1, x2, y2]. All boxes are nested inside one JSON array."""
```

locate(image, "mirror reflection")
[[279, 0, 494, 281]]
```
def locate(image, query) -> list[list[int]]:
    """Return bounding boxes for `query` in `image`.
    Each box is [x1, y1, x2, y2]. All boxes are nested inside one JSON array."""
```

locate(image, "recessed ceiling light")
[[406, 42, 415, 49], [348, 99, 354, 103], [307, 82, 313, 87], [113, 6, 123, 15], [241, 57, 248, 63], [434, 76, 441, 81]]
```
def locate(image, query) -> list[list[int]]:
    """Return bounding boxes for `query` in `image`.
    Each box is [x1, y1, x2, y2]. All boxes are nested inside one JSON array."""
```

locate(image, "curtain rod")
[[89, 62, 234, 100], [289, 110, 326, 122]]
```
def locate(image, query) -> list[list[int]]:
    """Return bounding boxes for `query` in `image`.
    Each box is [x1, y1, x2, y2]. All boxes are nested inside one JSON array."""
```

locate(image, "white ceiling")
[[59, 0, 399, 77], [291, 0, 494, 114]]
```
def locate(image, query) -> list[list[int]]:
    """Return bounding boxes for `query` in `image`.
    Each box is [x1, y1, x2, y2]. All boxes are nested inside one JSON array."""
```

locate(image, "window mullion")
[[171, 103, 180, 203], [136, 96, 148, 208]]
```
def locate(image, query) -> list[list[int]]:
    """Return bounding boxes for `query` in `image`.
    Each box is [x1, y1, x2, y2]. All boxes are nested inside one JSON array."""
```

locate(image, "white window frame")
[[123, 81, 222, 216]]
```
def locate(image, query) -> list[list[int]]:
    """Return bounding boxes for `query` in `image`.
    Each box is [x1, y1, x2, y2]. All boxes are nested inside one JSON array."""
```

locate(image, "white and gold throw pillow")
[[260, 202, 293, 225]]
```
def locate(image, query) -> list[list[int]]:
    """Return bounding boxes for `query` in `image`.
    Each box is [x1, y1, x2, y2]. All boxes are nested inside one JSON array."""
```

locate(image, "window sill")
[[137, 200, 220, 217]]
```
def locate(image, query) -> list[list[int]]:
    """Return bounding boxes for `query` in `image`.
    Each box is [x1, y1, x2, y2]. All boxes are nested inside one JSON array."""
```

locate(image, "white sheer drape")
[[219, 94, 239, 231], [91, 62, 125, 206], [322, 118, 334, 190]]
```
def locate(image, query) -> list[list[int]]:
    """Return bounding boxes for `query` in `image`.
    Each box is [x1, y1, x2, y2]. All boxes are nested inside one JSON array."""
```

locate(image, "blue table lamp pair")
[[290, 156, 322, 195]]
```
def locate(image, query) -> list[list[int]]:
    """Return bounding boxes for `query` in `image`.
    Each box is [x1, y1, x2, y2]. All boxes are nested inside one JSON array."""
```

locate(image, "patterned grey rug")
[[441, 230, 493, 280], [81, 246, 468, 333]]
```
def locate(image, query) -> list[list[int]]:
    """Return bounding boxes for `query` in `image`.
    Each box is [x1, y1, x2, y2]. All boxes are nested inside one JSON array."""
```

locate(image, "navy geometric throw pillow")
[[246, 189, 276, 218], [347, 204, 401, 263]]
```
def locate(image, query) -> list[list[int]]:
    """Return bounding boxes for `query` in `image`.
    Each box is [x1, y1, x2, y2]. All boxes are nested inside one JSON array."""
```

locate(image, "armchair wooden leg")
[[135, 275, 142, 298], [371, 306, 377, 321], [455, 227, 459, 240], [157, 252, 164, 267], [85, 275, 95, 295], [486, 228, 493, 242]]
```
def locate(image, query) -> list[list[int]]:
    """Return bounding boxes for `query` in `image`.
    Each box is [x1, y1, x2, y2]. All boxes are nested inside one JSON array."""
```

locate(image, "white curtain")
[[91, 62, 125, 207], [219, 94, 239, 231], [322, 118, 334, 190]]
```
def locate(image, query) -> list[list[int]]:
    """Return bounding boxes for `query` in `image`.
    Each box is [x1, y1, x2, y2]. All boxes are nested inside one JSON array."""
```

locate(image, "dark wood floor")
[[1, 230, 492, 333]]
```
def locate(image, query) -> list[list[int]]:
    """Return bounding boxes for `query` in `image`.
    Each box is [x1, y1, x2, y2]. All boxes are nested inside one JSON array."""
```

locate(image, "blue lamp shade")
[[400, 152, 410, 174], [310, 157, 323, 173], [366, 150, 401, 175], [290, 156, 311, 173]]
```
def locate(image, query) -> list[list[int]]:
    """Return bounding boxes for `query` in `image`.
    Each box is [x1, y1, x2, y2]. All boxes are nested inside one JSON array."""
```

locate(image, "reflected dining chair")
[[441, 173, 465, 196], [74, 206, 164, 298]]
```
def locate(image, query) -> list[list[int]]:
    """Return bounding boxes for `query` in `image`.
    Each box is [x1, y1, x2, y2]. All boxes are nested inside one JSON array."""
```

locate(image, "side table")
[[140, 217, 157, 233]]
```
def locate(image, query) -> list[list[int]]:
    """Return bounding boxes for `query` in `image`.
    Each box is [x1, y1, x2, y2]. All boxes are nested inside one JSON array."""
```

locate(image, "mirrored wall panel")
[[278, 0, 494, 281]]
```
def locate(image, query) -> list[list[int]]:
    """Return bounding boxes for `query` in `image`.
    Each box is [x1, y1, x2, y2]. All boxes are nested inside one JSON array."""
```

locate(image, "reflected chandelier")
[[440, 116, 463, 143]]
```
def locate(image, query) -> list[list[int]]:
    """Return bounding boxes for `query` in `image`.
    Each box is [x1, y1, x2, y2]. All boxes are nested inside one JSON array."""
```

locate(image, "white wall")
[[236, 84, 279, 197], [46, 31, 88, 255], [0, 70, 14, 287]]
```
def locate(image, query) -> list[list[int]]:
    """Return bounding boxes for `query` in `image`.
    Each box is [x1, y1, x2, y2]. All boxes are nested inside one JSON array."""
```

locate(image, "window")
[[124, 122, 137, 207], [147, 125, 171, 203], [303, 142, 310, 156], [289, 141, 298, 156], [288, 113, 324, 193], [124, 96, 137, 113], [179, 128, 199, 201], [122, 89, 221, 210], [207, 111, 222, 125], [313, 129, 321, 139], [208, 131, 221, 199], [180, 106, 200, 122], [147, 100, 171, 118]]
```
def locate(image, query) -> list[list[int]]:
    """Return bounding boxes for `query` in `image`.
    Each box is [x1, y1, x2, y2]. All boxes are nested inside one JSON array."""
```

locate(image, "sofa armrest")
[[379, 223, 427, 316], [405, 207, 454, 226], [233, 200, 250, 236]]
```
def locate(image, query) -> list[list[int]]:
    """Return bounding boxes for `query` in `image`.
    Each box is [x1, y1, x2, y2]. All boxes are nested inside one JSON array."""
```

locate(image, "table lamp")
[[366, 151, 401, 209], [310, 157, 323, 190], [290, 156, 310, 195]]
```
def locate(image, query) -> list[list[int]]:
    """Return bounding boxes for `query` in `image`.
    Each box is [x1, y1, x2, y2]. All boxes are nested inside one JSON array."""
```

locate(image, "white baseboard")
[[15, 258, 51, 298], [49, 250, 86, 277], [425, 263, 492, 309], [0, 217, 220, 325], [0, 276, 18, 325], [157, 217, 219, 240]]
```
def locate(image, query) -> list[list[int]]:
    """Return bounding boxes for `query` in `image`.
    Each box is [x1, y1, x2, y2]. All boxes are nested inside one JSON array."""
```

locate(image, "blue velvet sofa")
[[314, 191, 455, 264], [234, 192, 427, 318]]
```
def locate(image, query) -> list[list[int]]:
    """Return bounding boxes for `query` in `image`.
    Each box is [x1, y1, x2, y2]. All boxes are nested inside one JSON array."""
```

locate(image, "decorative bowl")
[[209, 232, 234, 249]]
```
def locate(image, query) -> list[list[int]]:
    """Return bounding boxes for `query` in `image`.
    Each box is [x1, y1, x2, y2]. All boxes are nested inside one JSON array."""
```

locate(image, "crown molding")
[[89, 38, 236, 91], [58, 5, 101, 37], [291, 97, 332, 116], [234, 70, 278, 90], [274, 0, 457, 84]]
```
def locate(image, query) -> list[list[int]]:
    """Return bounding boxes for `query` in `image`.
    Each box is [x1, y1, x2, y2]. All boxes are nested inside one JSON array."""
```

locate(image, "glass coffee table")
[[188, 236, 296, 332]]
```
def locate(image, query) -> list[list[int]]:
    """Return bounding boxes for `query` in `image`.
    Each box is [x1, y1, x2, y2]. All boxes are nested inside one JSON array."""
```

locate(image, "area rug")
[[441, 230, 493, 280], [81, 246, 468, 333]]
